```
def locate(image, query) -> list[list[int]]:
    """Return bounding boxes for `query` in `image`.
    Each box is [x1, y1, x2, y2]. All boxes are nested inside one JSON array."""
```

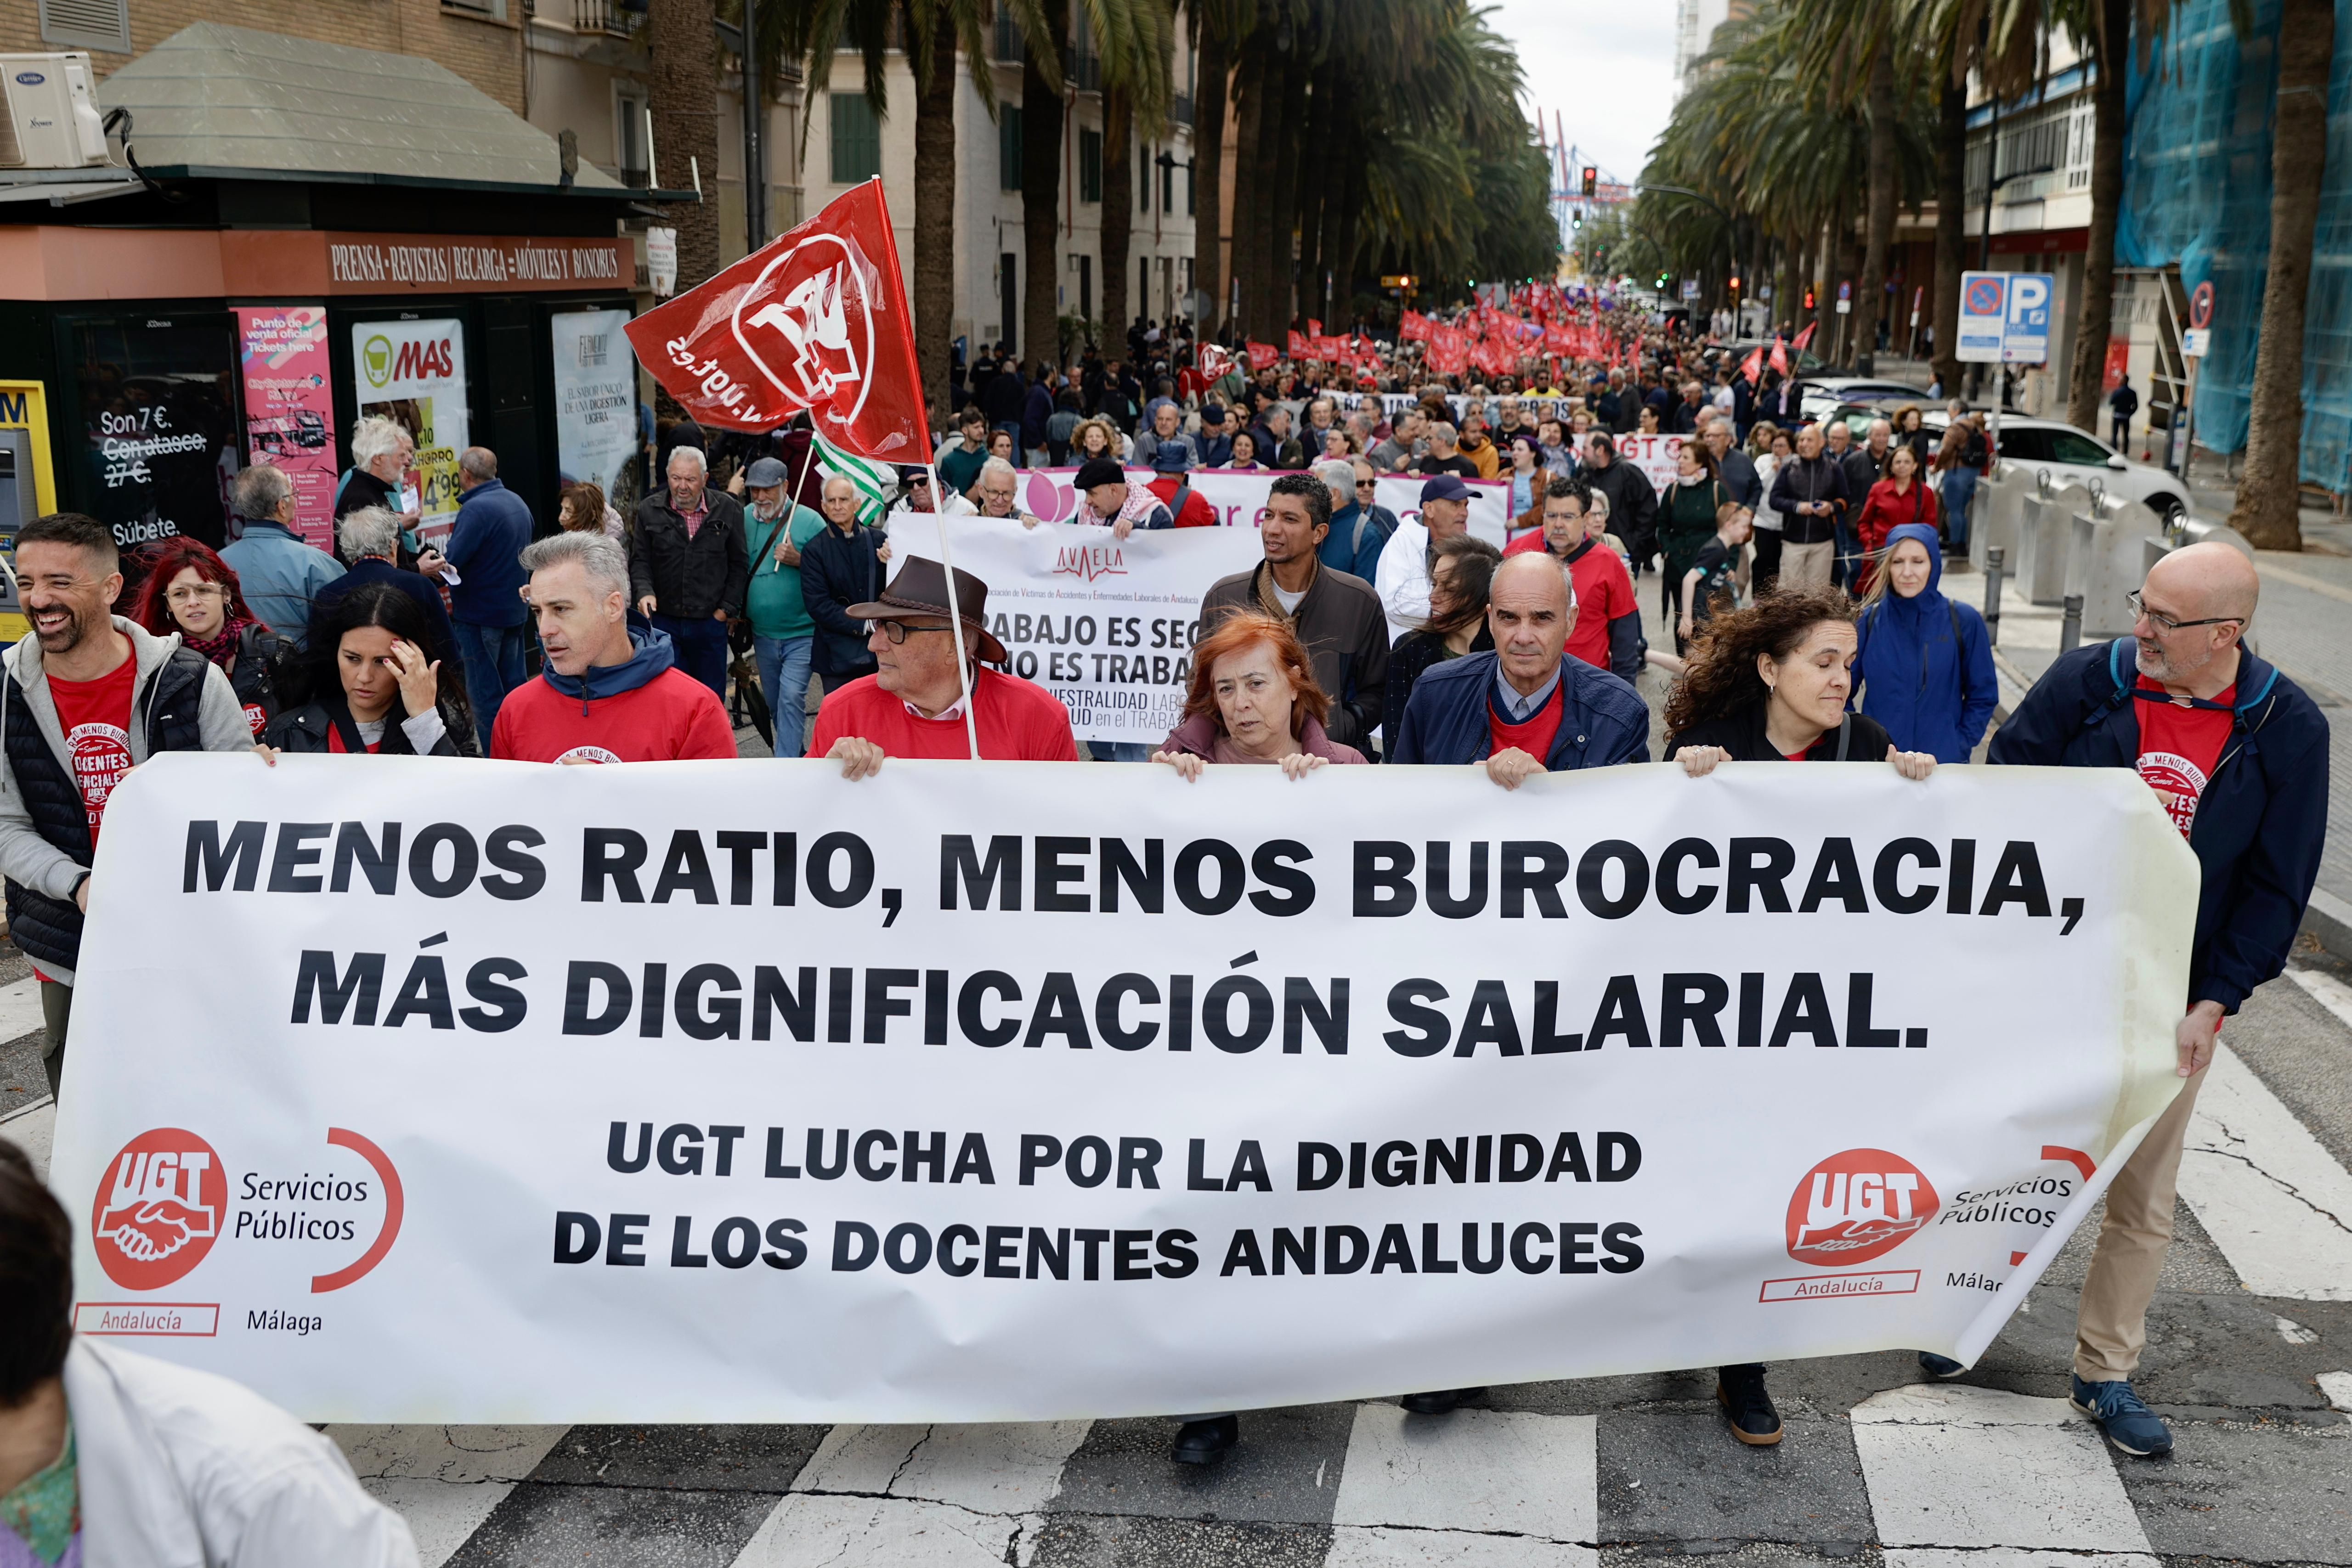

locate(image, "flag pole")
[[922, 459, 984, 762]]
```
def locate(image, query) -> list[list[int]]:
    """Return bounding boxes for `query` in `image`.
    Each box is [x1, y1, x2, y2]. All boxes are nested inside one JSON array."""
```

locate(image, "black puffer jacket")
[[629, 489, 750, 621], [221, 623, 293, 737], [262, 695, 466, 757], [2, 646, 214, 973]]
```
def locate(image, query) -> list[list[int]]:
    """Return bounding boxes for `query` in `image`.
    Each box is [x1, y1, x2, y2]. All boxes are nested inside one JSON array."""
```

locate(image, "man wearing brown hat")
[[812, 557, 1078, 775]]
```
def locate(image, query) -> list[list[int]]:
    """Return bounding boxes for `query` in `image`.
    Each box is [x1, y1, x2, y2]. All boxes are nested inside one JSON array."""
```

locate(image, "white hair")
[[1313, 458, 1356, 491], [666, 445, 708, 476], [978, 456, 1019, 486], [338, 505, 402, 562], [350, 416, 408, 467], [229, 463, 292, 521], [519, 529, 631, 600]]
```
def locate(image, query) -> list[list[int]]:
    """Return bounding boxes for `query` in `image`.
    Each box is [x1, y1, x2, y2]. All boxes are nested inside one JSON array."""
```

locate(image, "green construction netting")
[[2117, 0, 2352, 488]]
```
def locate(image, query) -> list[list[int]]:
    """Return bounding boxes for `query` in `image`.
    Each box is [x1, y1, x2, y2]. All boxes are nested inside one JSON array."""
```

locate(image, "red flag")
[[1288, 329, 1311, 360], [1400, 310, 1433, 343], [1792, 322, 1817, 352], [1246, 340, 1279, 372], [1306, 318, 1323, 338], [1197, 343, 1235, 382], [1739, 345, 1765, 384], [1770, 336, 1791, 377], [623, 180, 925, 459]]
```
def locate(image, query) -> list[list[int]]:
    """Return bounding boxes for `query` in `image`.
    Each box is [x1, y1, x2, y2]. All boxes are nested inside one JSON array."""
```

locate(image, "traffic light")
[[1804, 288, 1816, 310], [1571, 211, 1583, 230], [1657, 272, 1670, 291], [1581, 166, 1598, 197]]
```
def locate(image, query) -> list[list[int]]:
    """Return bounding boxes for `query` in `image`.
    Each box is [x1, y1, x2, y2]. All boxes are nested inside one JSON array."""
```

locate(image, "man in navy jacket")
[[441, 447, 534, 750], [1985, 542, 2328, 1459], [1390, 552, 1650, 783]]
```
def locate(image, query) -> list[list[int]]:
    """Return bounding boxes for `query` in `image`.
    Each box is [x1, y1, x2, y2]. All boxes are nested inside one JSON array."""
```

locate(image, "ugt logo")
[[1784, 1148, 1938, 1268], [735, 240, 876, 417], [92, 1129, 226, 1290]]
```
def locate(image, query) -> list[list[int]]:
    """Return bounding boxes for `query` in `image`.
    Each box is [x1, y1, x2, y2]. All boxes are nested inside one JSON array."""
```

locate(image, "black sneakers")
[[1400, 1388, 1487, 1416], [1717, 1364, 1783, 1446], [1171, 1415, 1238, 1465]]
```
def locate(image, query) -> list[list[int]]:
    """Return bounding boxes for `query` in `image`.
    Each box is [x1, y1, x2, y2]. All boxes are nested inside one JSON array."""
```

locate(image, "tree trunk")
[[1837, 200, 1862, 365], [648, 0, 721, 291], [2228, 0, 2335, 550], [1777, 229, 1799, 340], [1226, 43, 1267, 338], [911, 23, 958, 428], [1295, 58, 1340, 327], [1102, 89, 1133, 347], [2066, 0, 2129, 432], [1854, 38, 1898, 375], [1192, 24, 1231, 340], [1931, 77, 1967, 395], [1020, 26, 1067, 372], [1328, 153, 1363, 328], [1261, 43, 1311, 339]]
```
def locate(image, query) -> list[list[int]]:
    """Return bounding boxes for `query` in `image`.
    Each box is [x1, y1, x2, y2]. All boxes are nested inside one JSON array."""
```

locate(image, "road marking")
[[2177, 1044, 2352, 1300], [330, 1425, 569, 1568], [2278, 1316, 2321, 1345], [0, 1098, 55, 1184], [2319, 1371, 2352, 1417], [0, 977, 41, 1044], [1329, 1403, 1596, 1561], [2285, 965, 2352, 1031], [733, 1421, 1088, 1567], [1852, 1385, 2153, 1558]]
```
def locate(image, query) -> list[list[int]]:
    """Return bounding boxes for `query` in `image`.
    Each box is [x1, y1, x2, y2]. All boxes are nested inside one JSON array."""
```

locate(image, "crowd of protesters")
[[0, 293, 2328, 1553]]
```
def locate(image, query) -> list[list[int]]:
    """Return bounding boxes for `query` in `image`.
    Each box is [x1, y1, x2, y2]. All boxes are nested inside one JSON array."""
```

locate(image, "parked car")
[[1799, 378, 1937, 421], [1823, 402, 2188, 524]]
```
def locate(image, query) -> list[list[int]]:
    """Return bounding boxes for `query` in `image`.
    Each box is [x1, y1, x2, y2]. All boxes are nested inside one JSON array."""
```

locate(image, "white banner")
[[1011, 466, 1517, 546], [887, 514, 1263, 746], [550, 309, 639, 496], [1611, 431, 1690, 499], [56, 756, 2190, 1424]]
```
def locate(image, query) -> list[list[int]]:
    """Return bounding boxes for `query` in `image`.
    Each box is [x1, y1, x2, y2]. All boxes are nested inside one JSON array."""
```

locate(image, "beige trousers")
[[1779, 540, 1834, 591], [2074, 1065, 2207, 1382]]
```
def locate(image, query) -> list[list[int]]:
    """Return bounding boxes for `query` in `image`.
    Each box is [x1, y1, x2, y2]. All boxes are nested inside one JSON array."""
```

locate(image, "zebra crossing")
[[8, 965, 2352, 1567]]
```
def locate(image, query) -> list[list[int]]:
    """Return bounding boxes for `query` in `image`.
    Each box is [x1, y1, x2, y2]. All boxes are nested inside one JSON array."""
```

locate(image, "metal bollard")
[[1984, 547, 2004, 647], [2060, 592, 2083, 654]]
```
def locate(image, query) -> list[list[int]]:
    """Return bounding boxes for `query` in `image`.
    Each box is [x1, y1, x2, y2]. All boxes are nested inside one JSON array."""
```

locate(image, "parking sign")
[[1956, 270, 2054, 364]]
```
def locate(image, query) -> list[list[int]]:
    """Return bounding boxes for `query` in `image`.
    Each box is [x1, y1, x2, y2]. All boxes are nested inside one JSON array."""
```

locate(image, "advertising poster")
[[237, 306, 338, 550], [551, 309, 639, 497], [69, 313, 243, 550], [351, 319, 468, 544]]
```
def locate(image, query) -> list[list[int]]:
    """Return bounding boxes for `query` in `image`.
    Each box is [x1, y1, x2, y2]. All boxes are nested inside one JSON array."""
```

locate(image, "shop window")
[[68, 313, 242, 550], [831, 92, 881, 185]]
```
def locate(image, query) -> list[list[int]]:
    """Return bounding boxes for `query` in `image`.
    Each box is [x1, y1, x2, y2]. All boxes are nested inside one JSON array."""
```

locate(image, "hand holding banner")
[[623, 179, 928, 461]]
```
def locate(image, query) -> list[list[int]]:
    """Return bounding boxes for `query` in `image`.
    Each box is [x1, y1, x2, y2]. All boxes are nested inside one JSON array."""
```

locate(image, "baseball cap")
[[743, 457, 788, 487], [1419, 474, 1474, 506]]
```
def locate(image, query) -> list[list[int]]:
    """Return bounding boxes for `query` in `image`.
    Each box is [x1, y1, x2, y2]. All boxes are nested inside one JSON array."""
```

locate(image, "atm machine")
[[0, 423, 35, 644]]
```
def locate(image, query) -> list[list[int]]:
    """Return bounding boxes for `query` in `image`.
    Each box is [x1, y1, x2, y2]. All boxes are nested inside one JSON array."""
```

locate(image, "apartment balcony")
[[573, 0, 643, 39], [1170, 92, 1193, 126]]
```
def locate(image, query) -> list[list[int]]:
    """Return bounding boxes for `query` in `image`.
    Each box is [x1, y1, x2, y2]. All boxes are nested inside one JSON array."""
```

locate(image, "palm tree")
[[2228, 0, 2334, 551], [1095, 2, 1178, 353], [1187, 0, 1254, 337], [650, 0, 724, 293]]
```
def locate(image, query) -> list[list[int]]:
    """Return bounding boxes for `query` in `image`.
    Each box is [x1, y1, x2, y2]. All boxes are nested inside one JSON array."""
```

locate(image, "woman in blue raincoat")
[[1852, 522, 1998, 761]]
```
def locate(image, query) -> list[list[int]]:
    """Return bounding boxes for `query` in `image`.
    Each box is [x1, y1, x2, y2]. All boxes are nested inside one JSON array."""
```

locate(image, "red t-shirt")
[[1487, 678, 1565, 765], [325, 725, 381, 755], [809, 667, 1080, 761], [492, 668, 739, 763], [2135, 677, 2235, 837], [47, 656, 137, 847], [1502, 536, 1637, 672]]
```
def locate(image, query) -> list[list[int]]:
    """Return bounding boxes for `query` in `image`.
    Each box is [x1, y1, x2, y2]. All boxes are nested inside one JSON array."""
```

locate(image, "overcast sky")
[[1482, 0, 1679, 187]]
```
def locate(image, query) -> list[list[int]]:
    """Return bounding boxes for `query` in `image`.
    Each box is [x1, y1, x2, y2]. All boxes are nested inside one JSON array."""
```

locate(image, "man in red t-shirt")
[[492, 531, 738, 763], [1502, 477, 1642, 680], [0, 512, 252, 1094], [813, 558, 1077, 774]]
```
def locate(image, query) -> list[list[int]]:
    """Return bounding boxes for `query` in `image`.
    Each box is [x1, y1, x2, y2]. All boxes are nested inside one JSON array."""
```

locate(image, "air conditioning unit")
[[0, 53, 110, 170]]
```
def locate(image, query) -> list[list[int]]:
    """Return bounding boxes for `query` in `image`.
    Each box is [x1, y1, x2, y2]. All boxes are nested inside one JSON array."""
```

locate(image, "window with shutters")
[[830, 92, 881, 184], [1078, 128, 1101, 203], [39, 0, 131, 54], [999, 107, 1023, 192]]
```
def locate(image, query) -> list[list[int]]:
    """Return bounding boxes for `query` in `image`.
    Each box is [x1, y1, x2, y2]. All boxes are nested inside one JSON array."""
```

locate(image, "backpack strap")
[[1833, 715, 1852, 761], [1170, 481, 1193, 523], [2077, 637, 2138, 735]]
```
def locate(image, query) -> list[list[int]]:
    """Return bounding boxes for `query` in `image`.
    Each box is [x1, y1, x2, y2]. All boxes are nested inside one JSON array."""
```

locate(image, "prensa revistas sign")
[[55, 756, 2189, 1422]]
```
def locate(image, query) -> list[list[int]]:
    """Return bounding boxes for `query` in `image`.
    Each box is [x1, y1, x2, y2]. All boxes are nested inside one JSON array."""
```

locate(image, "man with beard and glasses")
[[0, 513, 252, 1094]]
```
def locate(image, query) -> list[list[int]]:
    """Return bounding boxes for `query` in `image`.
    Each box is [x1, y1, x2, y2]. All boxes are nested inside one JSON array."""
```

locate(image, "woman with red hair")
[[1151, 611, 1367, 778], [129, 537, 289, 736]]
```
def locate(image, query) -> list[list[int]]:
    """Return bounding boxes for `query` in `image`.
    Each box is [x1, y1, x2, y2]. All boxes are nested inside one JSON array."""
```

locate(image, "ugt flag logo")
[[92, 1128, 226, 1290], [625, 180, 927, 462], [1783, 1148, 1939, 1268]]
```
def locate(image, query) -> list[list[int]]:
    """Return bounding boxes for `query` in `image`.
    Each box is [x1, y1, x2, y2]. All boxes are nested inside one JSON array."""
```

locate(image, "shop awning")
[[84, 21, 690, 201]]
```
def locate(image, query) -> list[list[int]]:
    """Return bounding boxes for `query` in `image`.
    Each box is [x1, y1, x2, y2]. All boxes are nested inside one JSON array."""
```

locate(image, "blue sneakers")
[[1917, 1352, 1967, 1379], [2071, 1375, 2173, 1456]]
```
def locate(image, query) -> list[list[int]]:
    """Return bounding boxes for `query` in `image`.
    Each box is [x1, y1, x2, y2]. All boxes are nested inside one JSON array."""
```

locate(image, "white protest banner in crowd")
[[886, 514, 1262, 745], [57, 756, 2189, 1424], [1008, 466, 1515, 546], [1612, 431, 1690, 499]]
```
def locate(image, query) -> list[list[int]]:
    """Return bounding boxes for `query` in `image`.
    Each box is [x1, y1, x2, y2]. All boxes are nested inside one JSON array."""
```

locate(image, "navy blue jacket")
[[444, 478, 533, 627], [1717, 446, 1763, 511], [798, 520, 885, 678], [1390, 650, 1650, 769], [1989, 637, 2329, 1013], [1852, 524, 1998, 762]]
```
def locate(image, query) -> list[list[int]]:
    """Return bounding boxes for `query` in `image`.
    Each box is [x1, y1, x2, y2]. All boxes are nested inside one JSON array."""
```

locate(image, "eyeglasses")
[[2126, 590, 2245, 633], [165, 584, 227, 605], [866, 619, 957, 644]]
